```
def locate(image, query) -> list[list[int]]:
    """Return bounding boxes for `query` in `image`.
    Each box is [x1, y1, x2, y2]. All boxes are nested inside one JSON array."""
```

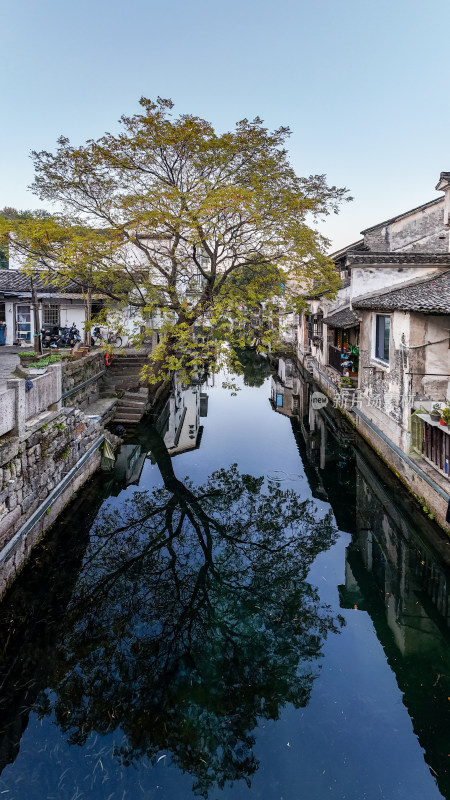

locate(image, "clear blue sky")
[[2, 0, 449, 251]]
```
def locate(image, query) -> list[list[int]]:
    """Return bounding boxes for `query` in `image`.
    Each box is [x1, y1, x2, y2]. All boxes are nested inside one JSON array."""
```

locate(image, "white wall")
[[58, 304, 85, 331], [350, 266, 442, 302]]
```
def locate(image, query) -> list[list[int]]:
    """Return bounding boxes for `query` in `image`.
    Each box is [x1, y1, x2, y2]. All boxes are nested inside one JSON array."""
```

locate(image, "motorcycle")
[[41, 325, 61, 348], [41, 323, 81, 349], [58, 323, 82, 348]]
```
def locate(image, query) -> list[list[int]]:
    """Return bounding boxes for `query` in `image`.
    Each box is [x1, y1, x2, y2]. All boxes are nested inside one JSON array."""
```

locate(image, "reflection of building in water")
[[156, 377, 209, 456], [338, 443, 450, 797], [270, 358, 300, 417], [113, 444, 147, 488], [271, 357, 450, 794], [340, 448, 450, 646], [271, 358, 356, 530]]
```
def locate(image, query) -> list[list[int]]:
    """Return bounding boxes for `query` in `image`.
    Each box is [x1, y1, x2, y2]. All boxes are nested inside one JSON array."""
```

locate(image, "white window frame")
[[371, 313, 391, 367], [43, 303, 60, 327]]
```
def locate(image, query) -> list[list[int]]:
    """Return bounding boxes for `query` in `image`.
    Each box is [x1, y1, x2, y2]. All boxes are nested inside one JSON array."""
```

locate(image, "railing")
[[329, 344, 343, 373], [0, 364, 62, 438], [422, 418, 450, 477], [0, 388, 16, 437], [25, 368, 60, 420]]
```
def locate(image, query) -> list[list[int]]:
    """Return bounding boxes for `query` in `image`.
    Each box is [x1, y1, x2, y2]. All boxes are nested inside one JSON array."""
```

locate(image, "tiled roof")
[[346, 252, 450, 265], [322, 307, 360, 329], [353, 270, 450, 313], [329, 239, 365, 260], [0, 270, 83, 295]]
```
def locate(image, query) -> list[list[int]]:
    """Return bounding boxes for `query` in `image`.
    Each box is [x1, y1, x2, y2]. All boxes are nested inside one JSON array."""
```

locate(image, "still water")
[[0, 356, 449, 800]]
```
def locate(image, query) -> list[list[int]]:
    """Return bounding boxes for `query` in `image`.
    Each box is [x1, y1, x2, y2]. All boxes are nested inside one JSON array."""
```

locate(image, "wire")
[[400, 337, 449, 349]]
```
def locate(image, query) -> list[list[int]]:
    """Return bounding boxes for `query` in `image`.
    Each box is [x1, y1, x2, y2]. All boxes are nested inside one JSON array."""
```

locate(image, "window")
[[0, 249, 8, 269], [375, 314, 390, 363], [16, 305, 31, 342], [43, 304, 60, 327], [306, 313, 323, 342]]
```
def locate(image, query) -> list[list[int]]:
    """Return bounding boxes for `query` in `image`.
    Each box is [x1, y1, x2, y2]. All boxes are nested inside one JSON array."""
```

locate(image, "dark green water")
[[0, 356, 449, 800]]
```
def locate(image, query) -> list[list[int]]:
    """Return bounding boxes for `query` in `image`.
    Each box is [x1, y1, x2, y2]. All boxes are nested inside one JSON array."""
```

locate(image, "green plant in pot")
[[440, 406, 450, 427], [431, 403, 442, 421]]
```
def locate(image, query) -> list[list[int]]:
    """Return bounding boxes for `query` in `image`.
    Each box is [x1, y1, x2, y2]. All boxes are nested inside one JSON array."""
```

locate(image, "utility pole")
[[30, 274, 42, 354]]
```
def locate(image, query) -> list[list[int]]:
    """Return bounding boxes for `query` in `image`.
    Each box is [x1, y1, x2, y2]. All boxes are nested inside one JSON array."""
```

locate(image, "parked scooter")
[[41, 323, 81, 349], [58, 323, 82, 348], [41, 325, 61, 348]]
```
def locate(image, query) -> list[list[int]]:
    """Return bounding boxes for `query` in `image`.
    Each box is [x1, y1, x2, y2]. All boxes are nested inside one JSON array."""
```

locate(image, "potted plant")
[[430, 403, 442, 422], [441, 407, 450, 427]]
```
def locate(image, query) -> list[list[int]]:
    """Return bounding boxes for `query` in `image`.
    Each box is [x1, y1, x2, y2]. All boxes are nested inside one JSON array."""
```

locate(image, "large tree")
[[0, 98, 349, 382]]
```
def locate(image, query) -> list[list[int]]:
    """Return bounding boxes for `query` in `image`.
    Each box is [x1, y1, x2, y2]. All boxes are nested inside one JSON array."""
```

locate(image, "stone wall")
[[0, 407, 104, 598], [62, 350, 106, 409]]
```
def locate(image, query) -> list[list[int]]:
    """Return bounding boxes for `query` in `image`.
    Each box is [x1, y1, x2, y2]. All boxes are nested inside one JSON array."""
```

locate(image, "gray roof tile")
[[353, 271, 450, 313], [0, 270, 83, 295], [322, 307, 360, 329], [347, 252, 450, 265]]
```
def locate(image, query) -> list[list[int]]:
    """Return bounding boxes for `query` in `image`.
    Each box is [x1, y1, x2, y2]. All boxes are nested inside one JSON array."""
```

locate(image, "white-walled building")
[[0, 270, 98, 346], [292, 171, 450, 528]]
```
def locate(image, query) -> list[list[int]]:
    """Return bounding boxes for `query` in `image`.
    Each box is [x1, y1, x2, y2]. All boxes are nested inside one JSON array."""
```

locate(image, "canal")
[[0, 355, 449, 800]]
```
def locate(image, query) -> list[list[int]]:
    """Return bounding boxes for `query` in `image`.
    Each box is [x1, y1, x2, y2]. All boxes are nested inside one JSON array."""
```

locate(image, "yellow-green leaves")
[[6, 97, 350, 383]]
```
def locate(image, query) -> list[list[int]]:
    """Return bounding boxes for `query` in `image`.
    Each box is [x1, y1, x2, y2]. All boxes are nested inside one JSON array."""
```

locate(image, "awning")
[[322, 307, 360, 329]]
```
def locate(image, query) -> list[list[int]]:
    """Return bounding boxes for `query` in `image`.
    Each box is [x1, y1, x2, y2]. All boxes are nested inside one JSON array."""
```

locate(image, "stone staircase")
[[100, 352, 150, 426], [101, 352, 149, 392], [114, 388, 149, 425]]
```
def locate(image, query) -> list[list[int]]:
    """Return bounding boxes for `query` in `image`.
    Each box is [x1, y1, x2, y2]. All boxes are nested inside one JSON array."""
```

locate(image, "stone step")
[[116, 409, 145, 419], [104, 381, 142, 390], [108, 358, 148, 367], [103, 373, 142, 381], [107, 368, 142, 375], [115, 407, 144, 417], [114, 413, 145, 424], [121, 391, 148, 401], [116, 398, 147, 409]]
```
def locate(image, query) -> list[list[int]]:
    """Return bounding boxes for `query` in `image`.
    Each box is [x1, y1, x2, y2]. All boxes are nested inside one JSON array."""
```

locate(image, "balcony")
[[329, 344, 343, 373]]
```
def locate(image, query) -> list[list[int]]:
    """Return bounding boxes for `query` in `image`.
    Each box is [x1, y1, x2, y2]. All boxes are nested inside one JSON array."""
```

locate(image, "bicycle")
[[91, 326, 123, 347]]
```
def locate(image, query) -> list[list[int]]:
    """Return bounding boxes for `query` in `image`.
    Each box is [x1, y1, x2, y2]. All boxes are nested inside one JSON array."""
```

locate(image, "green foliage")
[[52, 421, 66, 432], [1, 97, 350, 384], [441, 406, 450, 425], [27, 354, 63, 369]]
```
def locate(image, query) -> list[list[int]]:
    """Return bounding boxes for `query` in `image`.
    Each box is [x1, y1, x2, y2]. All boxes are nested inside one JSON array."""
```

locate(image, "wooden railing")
[[329, 344, 343, 373], [422, 419, 450, 477]]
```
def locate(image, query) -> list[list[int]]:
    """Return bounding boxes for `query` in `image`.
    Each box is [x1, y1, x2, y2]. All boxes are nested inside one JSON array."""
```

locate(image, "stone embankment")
[[293, 353, 450, 532], [0, 352, 119, 598]]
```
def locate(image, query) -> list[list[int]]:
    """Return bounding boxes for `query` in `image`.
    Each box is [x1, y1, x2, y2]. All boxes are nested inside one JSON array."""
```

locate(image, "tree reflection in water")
[[35, 427, 343, 796]]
